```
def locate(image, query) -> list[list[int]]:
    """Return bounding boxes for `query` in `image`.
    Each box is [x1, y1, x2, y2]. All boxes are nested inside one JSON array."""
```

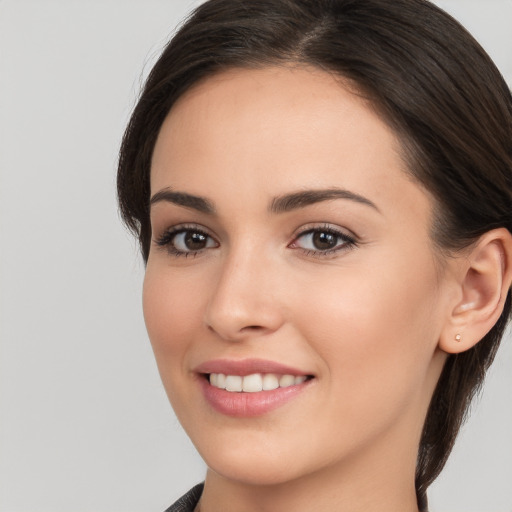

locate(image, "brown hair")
[[117, 0, 512, 508]]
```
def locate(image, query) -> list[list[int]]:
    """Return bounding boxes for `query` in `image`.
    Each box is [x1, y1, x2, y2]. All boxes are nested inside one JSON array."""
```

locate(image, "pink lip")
[[194, 358, 314, 418], [194, 358, 311, 377]]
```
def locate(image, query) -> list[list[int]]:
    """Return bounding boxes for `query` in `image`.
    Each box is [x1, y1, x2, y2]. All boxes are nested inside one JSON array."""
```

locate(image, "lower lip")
[[199, 376, 312, 417]]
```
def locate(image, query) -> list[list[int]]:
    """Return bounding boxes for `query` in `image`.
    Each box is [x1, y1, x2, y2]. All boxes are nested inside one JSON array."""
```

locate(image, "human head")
[[117, 0, 512, 506]]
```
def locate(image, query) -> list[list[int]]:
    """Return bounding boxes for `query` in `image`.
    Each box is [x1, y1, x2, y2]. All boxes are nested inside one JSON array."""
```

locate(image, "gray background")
[[0, 1, 510, 511]]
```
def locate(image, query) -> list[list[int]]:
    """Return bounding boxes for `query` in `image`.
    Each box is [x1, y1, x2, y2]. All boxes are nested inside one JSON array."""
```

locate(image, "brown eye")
[[155, 227, 219, 257], [172, 230, 217, 253], [183, 232, 209, 250], [311, 231, 337, 250], [291, 227, 356, 256]]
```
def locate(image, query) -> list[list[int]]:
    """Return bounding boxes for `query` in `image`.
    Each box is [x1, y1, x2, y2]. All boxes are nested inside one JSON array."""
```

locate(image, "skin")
[[144, 66, 464, 512]]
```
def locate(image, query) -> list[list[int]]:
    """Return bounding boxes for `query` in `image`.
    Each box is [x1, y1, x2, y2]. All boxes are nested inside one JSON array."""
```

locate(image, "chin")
[[190, 428, 311, 486], [205, 453, 306, 487]]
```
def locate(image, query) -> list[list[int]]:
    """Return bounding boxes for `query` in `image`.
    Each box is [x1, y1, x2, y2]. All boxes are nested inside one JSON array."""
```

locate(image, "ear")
[[439, 228, 512, 354]]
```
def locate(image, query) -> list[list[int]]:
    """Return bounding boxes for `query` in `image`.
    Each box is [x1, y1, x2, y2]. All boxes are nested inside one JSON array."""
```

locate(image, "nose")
[[204, 248, 285, 342]]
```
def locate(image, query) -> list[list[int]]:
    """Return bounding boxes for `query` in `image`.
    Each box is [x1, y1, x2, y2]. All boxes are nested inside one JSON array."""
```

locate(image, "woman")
[[117, 0, 512, 510]]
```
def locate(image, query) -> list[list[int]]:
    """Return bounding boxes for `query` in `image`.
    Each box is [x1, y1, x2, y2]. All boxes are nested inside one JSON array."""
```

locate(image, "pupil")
[[185, 232, 207, 250], [313, 231, 336, 250]]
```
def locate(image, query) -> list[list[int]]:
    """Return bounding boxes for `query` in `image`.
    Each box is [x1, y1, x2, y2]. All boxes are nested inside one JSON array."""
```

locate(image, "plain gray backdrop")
[[1, 1, 511, 511]]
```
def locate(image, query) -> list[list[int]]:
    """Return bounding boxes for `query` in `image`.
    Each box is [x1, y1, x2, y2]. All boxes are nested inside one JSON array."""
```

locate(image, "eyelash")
[[154, 224, 357, 258], [290, 224, 357, 257], [155, 224, 217, 258]]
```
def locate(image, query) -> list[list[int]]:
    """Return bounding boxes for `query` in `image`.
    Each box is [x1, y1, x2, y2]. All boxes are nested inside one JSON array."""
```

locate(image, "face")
[[145, 66, 453, 487]]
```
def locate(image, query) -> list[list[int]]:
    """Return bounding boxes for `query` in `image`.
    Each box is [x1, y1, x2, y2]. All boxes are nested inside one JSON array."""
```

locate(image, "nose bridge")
[[204, 240, 283, 340]]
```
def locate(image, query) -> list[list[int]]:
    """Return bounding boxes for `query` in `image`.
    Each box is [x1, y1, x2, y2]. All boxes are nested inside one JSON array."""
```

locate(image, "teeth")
[[242, 373, 263, 392], [262, 373, 279, 391], [279, 374, 295, 387], [225, 375, 243, 392], [209, 373, 308, 393], [216, 373, 226, 388]]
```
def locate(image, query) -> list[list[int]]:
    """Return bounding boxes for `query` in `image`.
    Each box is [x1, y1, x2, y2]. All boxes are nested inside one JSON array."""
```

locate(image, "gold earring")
[[455, 334, 462, 342]]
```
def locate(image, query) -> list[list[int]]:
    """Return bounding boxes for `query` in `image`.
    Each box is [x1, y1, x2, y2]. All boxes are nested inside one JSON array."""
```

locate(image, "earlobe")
[[439, 228, 512, 355]]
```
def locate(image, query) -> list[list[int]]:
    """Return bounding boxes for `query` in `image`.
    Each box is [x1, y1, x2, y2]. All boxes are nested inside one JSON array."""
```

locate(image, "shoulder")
[[163, 483, 204, 512]]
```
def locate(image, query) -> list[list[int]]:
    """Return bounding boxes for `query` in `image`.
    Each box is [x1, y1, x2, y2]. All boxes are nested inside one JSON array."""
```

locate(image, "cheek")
[[142, 264, 215, 423], [294, 258, 439, 350], [142, 266, 204, 371], [290, 254, 442, 423]]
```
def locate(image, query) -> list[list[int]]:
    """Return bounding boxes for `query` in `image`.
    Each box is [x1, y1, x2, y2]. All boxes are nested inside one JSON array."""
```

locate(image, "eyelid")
[[153, 223, 219, 257], [154, 222, 214, 241], [288, 223, 358, 257], [290, 222, 357, 240], [152, 221, 357, 259]]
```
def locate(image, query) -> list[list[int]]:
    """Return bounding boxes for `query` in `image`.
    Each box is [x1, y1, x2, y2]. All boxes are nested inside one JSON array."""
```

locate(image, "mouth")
[[195, 359, 315, 417], [205, 372, 313, 393]]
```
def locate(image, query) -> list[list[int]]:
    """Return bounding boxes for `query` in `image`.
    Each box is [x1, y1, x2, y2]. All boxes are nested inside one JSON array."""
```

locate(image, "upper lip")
[[194, 358, 312, 377]]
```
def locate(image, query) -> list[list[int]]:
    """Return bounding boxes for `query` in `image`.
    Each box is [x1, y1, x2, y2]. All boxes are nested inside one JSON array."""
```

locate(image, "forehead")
[[151, 65, 430, 224], [154, 66, 395, 162]]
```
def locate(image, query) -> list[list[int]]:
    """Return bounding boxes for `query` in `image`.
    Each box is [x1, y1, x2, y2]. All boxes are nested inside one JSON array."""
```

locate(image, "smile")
[[209, 373, 309, 392], [195, 359, 315, 417]]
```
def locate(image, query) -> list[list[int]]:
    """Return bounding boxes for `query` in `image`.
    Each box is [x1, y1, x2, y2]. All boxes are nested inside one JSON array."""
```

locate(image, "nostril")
[[206, 323, 264, 337]]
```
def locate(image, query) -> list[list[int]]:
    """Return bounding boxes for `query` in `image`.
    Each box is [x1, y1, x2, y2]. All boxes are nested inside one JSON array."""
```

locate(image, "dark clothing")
[[164, 482, 429, 511], [164, 483, 204, 512]]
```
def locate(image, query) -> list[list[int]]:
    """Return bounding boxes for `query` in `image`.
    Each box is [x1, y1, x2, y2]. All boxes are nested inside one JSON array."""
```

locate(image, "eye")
[[290, 226, 356, 256], [155, 226, 218, 257]]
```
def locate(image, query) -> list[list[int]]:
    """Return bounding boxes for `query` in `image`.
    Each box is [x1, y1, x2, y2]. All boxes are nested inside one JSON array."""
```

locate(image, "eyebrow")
[[150, 188, 216, 214], [269, 188, 380, 214], [149, 187, 379, 215]]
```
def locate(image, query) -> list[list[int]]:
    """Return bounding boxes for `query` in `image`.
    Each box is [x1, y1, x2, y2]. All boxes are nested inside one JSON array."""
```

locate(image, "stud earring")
[[455, 334, 462, 342]]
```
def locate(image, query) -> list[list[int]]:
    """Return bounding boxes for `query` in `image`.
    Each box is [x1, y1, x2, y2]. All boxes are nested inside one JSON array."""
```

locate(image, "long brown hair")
[[117, 1, 512, 508]]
